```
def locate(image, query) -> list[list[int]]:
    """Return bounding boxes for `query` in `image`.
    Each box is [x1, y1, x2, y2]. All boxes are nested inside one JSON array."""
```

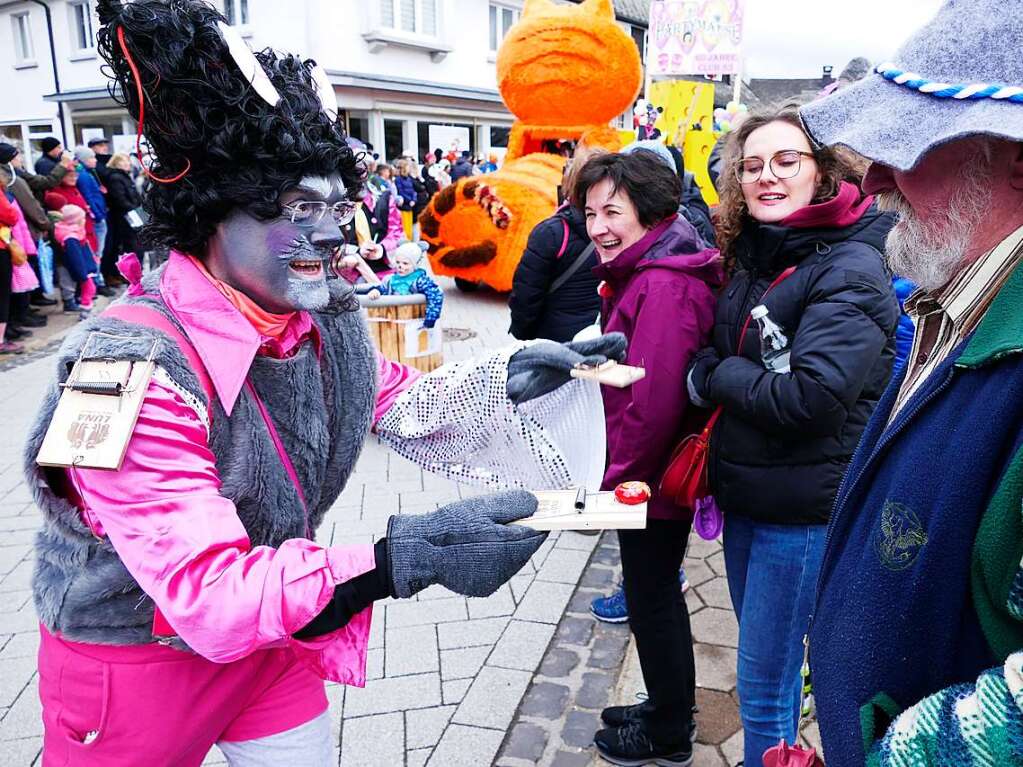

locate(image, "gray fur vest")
[[24, 266, 376, 646]]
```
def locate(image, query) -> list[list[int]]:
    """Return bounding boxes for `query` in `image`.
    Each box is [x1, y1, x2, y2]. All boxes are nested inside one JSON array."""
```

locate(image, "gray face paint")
[[204, 174, 347, 314]]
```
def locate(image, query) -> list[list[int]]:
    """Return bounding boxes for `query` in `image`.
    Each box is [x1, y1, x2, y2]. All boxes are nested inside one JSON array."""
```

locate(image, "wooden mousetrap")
[[36, 334, 158, 471], [569, 360, 645, 388]]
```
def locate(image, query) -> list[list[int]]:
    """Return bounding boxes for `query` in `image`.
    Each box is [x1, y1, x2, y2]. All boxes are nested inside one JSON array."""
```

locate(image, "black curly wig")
[[95, 0, 364, 255]]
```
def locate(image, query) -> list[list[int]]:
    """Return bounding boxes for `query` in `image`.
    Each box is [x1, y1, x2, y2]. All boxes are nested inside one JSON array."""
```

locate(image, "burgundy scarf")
[[780, 180, 874, 229]]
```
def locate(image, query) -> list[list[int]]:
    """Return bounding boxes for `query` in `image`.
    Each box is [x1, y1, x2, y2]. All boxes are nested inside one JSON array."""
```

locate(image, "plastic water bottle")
[[751, 305, 790, 373]]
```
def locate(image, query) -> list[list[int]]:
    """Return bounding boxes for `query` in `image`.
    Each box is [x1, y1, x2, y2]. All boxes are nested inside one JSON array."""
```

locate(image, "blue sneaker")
[[590, 570, 690, 624], [591, 585, 629, 623]]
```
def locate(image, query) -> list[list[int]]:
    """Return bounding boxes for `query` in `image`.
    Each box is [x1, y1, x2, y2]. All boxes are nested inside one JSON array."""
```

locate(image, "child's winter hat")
[[60, 204, 86, 224], [391, 240, 429, 268]]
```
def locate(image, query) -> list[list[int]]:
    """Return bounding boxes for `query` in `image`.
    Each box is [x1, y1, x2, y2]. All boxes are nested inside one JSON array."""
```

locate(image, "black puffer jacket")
[[700, 205, 899, 525], [105, 167, 141, 214], [508, 205, 600, 342]]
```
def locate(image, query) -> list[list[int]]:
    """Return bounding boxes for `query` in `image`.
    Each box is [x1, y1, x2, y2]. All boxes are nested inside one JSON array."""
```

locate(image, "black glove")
[[506, 333, 628, 405], [294, 540, 392, 640], [687, 347, 721, 406], [386, 490, 546, 598]]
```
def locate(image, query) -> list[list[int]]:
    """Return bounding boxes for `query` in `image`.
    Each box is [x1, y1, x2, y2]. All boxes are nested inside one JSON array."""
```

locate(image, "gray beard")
[[284, 277, 330, 312], [877, 159, 993, 292]]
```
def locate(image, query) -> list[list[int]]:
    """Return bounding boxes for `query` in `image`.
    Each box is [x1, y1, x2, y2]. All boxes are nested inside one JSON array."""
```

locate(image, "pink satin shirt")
[[66, 252, 421, 684]]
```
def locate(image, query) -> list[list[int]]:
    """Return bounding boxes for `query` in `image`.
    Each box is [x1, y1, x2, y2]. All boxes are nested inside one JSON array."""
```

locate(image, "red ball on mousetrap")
[[614, 481, 650, 505]]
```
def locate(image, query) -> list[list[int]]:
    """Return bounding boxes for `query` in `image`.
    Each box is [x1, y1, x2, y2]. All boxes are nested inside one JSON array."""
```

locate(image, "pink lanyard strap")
[[103, 303, 215, 407], [245, 379, 310, 535], [105, 303, 310, 530]]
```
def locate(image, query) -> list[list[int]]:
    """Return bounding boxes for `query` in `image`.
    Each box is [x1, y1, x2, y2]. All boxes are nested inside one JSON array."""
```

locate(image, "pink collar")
[[155, 250, 320, 416]]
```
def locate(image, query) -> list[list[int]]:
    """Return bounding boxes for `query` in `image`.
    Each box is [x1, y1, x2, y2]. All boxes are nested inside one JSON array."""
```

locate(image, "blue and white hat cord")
[[874, 63, 1023, 104]]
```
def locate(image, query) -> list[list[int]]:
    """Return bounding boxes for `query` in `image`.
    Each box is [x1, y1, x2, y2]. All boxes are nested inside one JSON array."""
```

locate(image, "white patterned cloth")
[[376, 344, 606, 492]]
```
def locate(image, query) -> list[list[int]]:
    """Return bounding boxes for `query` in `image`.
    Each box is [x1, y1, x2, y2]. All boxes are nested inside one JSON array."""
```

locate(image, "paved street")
[[0, 278, 749, 766]]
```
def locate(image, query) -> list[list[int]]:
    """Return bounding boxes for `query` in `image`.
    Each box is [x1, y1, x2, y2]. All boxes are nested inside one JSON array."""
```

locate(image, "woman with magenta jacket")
[[573, 149, 724, 766]]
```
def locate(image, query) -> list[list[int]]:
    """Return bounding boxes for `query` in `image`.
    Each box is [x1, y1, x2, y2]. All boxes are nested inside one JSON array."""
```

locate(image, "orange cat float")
[[419, 0, 642, 291]]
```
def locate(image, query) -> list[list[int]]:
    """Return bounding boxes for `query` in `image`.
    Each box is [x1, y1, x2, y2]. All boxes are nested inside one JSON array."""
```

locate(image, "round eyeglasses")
[[281, 200, 359, 227], [735, 150, 817, 185]]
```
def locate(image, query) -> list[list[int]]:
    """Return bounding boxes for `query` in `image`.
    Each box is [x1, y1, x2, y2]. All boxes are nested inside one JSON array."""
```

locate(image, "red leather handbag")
[[660, 265, 797, 530], [660, 406, 722, 511]]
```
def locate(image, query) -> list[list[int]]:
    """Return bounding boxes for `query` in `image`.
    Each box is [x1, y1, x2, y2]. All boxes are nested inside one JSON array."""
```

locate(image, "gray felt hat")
[[800, 0, 1023, 172]]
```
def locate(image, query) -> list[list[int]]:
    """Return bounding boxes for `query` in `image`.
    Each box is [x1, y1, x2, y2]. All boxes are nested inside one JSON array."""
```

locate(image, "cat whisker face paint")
[[205, 174, 348, 313]]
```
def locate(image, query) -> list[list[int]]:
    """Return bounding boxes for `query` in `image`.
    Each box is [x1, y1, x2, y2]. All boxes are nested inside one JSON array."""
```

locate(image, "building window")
[[489, 126, 510, 148], [0, 125, 24, 151], [384, 119, 405, 164], [75, 116, 126, 147], [12, 12, 35, 64], [379, 0, 438, 37], [489, 3, 520, 53], [26, 123, 58, 167], [417, 122, 475, 159], [224, 0, 249, 26], [346, 114, 370, 145], [417, 123, 432, 160], [0, 123, 58, 166], [68, 1, 95, 52], [629, 25, 646, 59]]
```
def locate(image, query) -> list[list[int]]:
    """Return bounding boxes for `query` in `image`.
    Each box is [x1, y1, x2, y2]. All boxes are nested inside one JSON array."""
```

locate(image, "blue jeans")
[[94, 218, 108, 262], [93, 220, 108, 287], [723, 515, 826, 766]]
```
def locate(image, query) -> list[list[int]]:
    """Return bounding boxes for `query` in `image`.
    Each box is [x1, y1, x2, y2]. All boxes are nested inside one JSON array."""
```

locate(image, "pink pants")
[[38, 625, 328, 767], [78, 277, 96, 309]]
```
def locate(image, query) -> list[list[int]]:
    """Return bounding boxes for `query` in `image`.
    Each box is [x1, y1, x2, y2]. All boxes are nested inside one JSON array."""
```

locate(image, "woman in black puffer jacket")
[[686, 108, 898, 766], [508, 149, 605, 342], [698, 188, 897, 527], [103, 153, 142, 280]]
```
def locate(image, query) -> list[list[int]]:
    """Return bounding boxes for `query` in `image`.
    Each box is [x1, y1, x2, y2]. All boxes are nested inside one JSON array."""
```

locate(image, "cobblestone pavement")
[[0, 277, 756, 766], [495, 531, 750, 767]]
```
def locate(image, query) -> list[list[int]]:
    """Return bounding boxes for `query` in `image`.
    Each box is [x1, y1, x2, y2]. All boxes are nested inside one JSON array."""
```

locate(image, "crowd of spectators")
[[0, 135, 145, 354]]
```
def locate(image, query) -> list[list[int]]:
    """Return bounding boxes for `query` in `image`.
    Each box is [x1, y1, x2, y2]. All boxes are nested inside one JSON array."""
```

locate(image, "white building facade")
[[1, 0, 648, 166]]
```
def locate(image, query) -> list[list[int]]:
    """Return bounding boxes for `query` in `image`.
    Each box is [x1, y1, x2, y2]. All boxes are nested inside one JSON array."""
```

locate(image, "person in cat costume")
[[419, 0, 642, 291], [24, 1, 623, 764]]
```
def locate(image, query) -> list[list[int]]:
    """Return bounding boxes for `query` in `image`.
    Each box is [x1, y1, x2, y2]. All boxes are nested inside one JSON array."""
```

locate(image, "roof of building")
[[746, 77, 836, 108], [564, 0, 649, 25], [328, 71, 503, 103], [613, 0, 650, 25]]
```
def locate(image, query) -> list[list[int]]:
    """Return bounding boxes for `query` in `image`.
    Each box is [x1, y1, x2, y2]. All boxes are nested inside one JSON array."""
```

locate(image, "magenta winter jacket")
[[595, 215, 724, 521]]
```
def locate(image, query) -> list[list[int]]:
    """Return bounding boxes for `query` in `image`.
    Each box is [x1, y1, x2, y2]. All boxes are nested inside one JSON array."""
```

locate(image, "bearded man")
[[799, 0, 1023, 764], [24, 1, 622, 764]]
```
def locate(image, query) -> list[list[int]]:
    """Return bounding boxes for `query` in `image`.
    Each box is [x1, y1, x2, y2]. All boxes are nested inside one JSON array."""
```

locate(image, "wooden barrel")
[[360, 293, 444, 373]]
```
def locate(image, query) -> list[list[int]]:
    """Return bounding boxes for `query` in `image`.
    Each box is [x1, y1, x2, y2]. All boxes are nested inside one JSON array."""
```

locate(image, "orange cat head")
[[497, 0, 642, 126]]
